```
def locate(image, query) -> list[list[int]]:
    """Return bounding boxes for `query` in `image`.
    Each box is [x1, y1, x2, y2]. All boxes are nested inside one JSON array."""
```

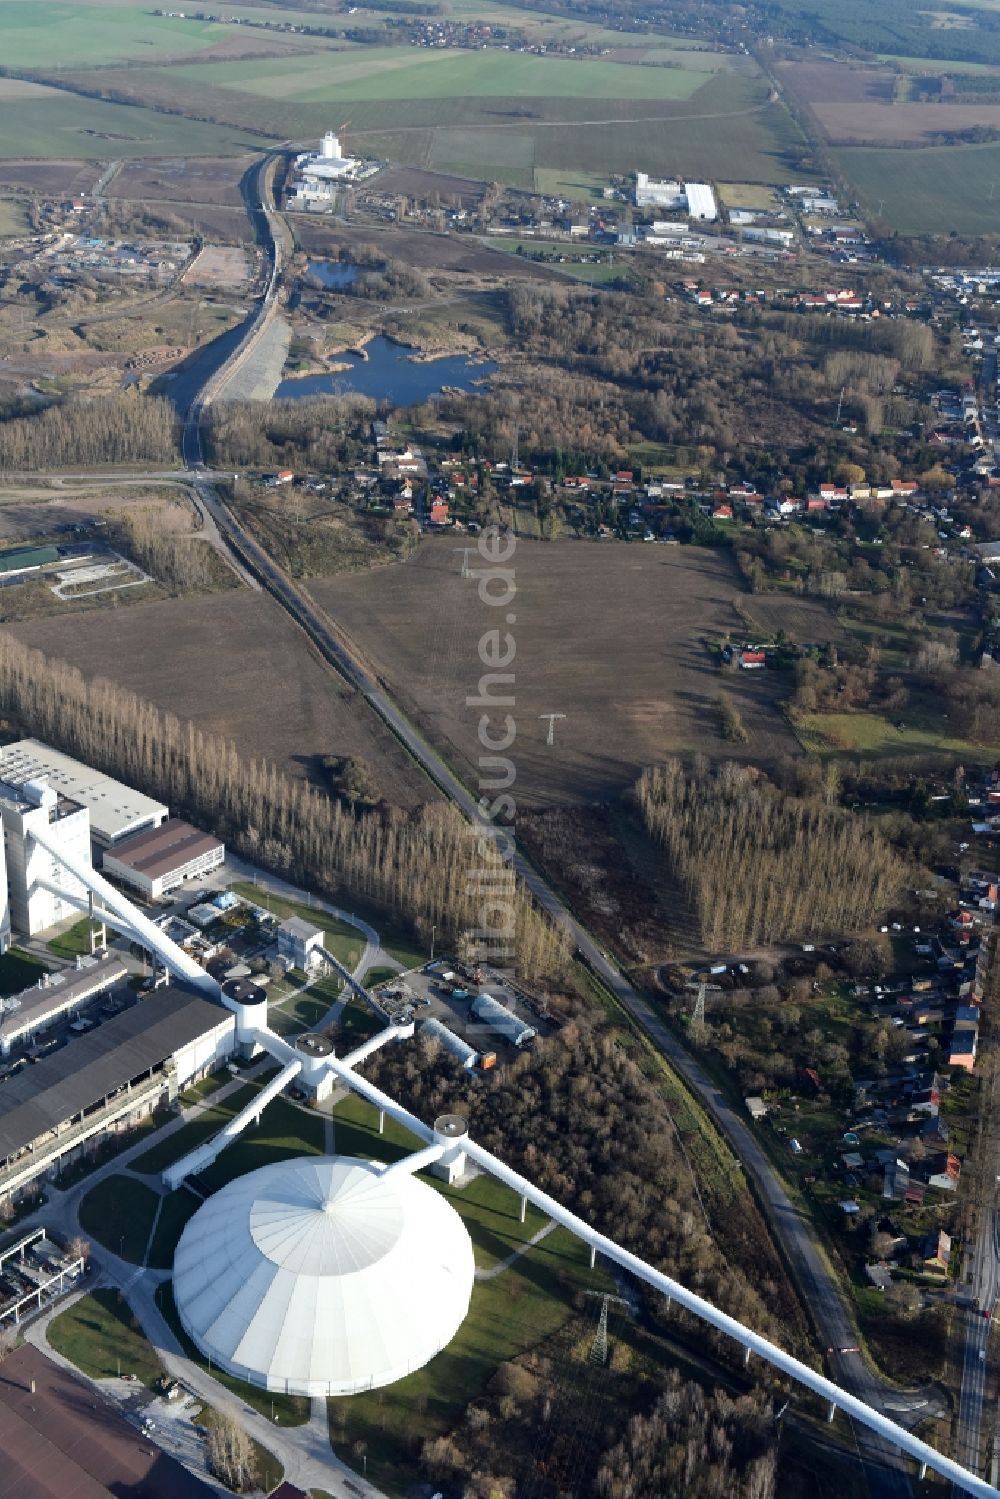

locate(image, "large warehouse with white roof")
[[0, 740, 167, 850]]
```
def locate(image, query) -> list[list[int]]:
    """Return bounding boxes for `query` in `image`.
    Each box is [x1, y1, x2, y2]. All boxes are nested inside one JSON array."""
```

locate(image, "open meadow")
[[6, 590, 437, 808], [309, 539, 799, 807]]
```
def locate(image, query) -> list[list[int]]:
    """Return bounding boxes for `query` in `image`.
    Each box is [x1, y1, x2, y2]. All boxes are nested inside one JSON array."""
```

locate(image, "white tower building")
[[321, 131, 341, 160], [0, 779, 92, 937]]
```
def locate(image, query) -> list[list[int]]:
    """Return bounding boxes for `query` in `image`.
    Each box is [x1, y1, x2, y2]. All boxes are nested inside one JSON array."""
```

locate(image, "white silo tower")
[[321, 131, 341, 160]]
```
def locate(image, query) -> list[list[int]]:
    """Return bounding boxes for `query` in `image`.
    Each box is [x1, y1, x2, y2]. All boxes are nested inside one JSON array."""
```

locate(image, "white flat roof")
[[0, 740, 167, 843]]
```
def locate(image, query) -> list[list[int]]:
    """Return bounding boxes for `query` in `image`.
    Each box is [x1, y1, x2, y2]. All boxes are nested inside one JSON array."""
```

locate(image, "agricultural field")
[[36, 29, 808, 191], [8, 589, 437, 808], [778, 56, 1000, 143], [107, 154, 256, 208], [831, 139, 1000, 233], [310, 539, 799, 807], [0, 0, 316, 69], [169, 46, 712, 103], [0, 81, 263, 160]]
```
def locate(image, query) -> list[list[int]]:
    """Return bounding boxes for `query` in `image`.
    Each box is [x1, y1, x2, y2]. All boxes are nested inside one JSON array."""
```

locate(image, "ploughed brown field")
[[308, 539, 800, 807], [7, 591, 436, 809], [107, 155, 255, 207], [778, 58, 1000, 143], [294, 220, 568, 280]]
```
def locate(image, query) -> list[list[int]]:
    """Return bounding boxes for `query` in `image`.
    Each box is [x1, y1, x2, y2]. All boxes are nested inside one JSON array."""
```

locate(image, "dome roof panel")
[[173, 1154, 475, 1397]]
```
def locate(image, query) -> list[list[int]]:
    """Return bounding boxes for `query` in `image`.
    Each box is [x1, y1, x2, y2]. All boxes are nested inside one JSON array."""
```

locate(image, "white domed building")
[[172, 1155, 475, 1396]]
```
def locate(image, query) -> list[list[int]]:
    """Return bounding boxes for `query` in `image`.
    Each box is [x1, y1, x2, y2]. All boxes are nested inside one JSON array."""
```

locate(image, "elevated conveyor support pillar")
[[163, 1058, 302, 1190]]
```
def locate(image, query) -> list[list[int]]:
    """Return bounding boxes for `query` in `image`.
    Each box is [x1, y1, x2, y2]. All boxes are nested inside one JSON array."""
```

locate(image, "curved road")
[[175, 154, 937, 1495]]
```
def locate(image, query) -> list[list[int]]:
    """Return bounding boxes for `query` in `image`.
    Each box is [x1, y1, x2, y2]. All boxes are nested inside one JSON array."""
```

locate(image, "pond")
[[275, 335, 496, 406], [306, 260, 361, 290]]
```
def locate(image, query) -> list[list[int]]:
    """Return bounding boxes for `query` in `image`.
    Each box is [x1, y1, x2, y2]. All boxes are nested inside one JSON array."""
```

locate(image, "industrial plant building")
[[0, 983, 234, 1202], [0, 777, 90, 939], [173, 1155, 476, 1396], [276, 915, 326, 972], [0, 953, 127, 1057], [287, 131, 377, 210], [0, 740, 168, 851], [102, 819, 224, 900]]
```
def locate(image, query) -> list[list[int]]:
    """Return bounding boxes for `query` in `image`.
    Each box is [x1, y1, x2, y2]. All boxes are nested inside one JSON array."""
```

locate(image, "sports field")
[[832, 139, 1000, 234]]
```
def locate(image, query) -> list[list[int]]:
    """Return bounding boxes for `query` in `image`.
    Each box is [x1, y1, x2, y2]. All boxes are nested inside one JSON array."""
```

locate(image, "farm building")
[[102, 819, 224, 900]]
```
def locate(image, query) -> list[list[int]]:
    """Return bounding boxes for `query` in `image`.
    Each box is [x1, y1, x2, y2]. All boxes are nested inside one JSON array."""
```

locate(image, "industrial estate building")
[[276, 915, 326, 972], [635, 172, 718, 220], [0, 740, 167, 851], [102, 819, 224, 900]]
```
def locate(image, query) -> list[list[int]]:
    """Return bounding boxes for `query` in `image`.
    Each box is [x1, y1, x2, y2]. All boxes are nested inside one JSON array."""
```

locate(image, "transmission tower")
[[693, 978, 707, 1026], [511, 423, 520, 472], [835, 385, 845, 426], [585, 1291, 630, 1366]]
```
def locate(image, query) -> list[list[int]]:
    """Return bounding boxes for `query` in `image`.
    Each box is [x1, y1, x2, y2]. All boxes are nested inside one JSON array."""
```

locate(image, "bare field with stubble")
[[309, 540, 799, 807], [6, 592, 436, 809]]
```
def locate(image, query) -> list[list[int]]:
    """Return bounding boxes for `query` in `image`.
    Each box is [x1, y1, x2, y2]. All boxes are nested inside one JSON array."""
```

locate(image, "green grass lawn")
[[796, 708, 990, 758], [329, 1214, 608, 1495], [132, 1081, 263, 1176], [0, 198, 30, 237], [48, 1287, 164, 1387], [0, 947, 46, 996], [145, 1186, 202, 1271], [47, 917, 101, 961], [195, 1095, 327, 1194], [156, 1280, 310, 1425], [78, 1175, 160, 1263]]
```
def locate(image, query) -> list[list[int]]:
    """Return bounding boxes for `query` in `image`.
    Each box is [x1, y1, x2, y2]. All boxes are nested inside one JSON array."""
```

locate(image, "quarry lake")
[[306, 260, 361, 289], [275, 336, 496, 406]]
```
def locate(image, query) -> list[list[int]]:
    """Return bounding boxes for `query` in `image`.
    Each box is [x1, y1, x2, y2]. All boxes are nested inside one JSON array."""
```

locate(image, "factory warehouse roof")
[[173, 1156, 476, 1397], [103, 819, 222, 881], [0, 987, 226, 1161], [0, 740, 167, 845]]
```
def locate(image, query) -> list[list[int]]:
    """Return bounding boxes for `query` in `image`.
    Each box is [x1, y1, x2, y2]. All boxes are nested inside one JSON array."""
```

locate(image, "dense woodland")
[[431, 283, 951, 481], [0, 637, 568, 979], [207, 395, 375, 472], [637, 759, 902, 949], [0, 394, 177, 471], [368, 1025, 800, 1344]]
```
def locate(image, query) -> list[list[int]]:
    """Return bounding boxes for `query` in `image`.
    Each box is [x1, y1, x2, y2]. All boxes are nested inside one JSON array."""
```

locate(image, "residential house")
[[739, 649, 766, 670], [922, 1230, 952, 1275], [924, 1152, 961, 1191]]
